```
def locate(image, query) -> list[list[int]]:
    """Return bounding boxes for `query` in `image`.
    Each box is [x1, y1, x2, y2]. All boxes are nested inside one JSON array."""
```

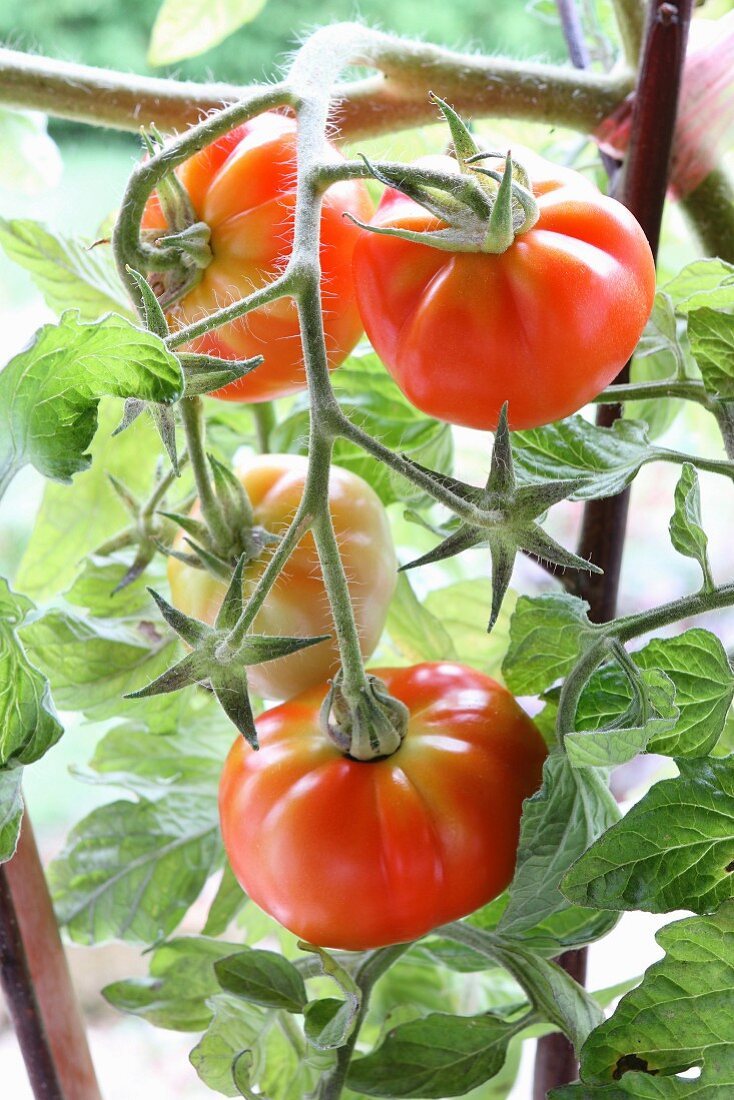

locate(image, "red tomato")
[[167, 454, 396, 701], [353, 149, 656, 431], [219, 663, 547, 949], [142, 112, 373, 402]]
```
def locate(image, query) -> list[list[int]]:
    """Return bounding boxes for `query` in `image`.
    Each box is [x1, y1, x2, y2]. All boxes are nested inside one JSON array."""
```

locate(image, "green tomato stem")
[[253, 403, 276, 454], [178, 397, 229, 552]]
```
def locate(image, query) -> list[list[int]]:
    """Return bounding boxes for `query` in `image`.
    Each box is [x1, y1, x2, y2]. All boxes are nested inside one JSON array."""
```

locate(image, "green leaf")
[[0, 767, 24, 864], [574, 631, 734, 759], [502, 593, 595, 695], [203, 865, 247, 936], [688, 307, 734, 399], [665, 258, 734, 314], [512, 417, 656, 502], [385, 573, 455, 664], [566, 669, 678, 768], [48, 792, 220, 944], [16, 401, 165, 600], [0, 218, 132, 320], [189, 993, 271, 1097], [271, 349, 453, 507], [148, 0, 269, 65], [574, 905, 734, 1090], [304, 998, 357, 1051], [669, 464, 714, 588], [19, 606, 182, 728], [0, 109, 61, 194], [627, 294, 683, 439], [103, 936, 239, 1031], [85, 704, 232, 796], [0, 578, 63, 767], [214, 950, 307, 1013], [425, 581, 517, 681], [0, 311, 182, 492], [347, 1011, 519, 1098], [562, 758, 734, 915], [499, 753, 620, 938]]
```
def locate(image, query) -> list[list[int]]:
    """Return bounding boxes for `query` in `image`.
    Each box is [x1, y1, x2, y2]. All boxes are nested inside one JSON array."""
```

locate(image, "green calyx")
[[346, 94, 540, 256], [140, 127, 213, 308], [128, 557, 330, 747], [162, 452, 279, 582], [320, 673, 409, 762]]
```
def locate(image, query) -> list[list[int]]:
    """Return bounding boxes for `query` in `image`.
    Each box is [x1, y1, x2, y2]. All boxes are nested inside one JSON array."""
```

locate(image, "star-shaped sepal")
[[125, 556, 330, 746], [401, 405, 601, 631]]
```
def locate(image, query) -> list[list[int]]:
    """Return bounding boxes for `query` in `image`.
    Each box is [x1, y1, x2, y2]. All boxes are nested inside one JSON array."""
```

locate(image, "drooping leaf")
[[669, 464, 713, 589], [0, 218, 131, 320], [565, 669, 678, 768], [203, 865, 247, 936], [574, 631, 734, 760], [562, 758, 734, 914], [189, 993, 271, 1097], [0, 311, 182, 492]]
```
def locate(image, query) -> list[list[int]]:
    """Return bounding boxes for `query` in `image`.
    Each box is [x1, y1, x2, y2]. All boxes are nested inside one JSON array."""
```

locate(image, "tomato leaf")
[[499, 752, 620, 940], [190, 993, 271, 1096], [48, 791, 220, 945], [669, 464, 714, 590], [665, 258, 734, 314], [0, 218, 132, 320], [103, 937, 240, 1032], [562, 758, 734, 915], [565, 905, 734, 1095], [347, 1011, 520, 1097], [512, 416, 657, 502], [688, 306, 734, 400], [19, 605, 183, 731], [0, 311, 182, 493], [574, 630, 734, 760], [424, 580, 517, 681], [203, 865, 248, 937], [565, 668, 679, 768], [0, 577, 63, 767], [214, 950, 308, 1013], [502, 592, 596, 696], [304, 997, 358, 1050], [0, 767, 24, 864], [148, 0, 269, 66], [385, 573, 456, 665]]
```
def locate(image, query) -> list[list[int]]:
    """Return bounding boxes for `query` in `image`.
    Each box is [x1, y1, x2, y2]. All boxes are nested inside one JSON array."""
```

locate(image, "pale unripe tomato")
[[167, 454, 397, 700]]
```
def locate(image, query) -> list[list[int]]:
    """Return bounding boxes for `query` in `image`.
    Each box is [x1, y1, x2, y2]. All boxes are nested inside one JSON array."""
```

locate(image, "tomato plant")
[[3, 4, 734, 1100], [219, 662, 547, 949], [168, 453, 397, 700], [142, 112, 374, 402], [353, 147, 656, 431]]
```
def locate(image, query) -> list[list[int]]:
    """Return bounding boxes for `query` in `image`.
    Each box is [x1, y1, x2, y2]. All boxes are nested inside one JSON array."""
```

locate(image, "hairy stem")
[[178, 397, 229, 551]]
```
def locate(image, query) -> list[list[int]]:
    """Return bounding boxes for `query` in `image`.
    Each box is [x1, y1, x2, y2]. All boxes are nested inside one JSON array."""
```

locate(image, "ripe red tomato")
[[142, 112, 373, 402], [167, 454, 396, 701], [353, 148, 656, 431], [219, 663, 547, 949]]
